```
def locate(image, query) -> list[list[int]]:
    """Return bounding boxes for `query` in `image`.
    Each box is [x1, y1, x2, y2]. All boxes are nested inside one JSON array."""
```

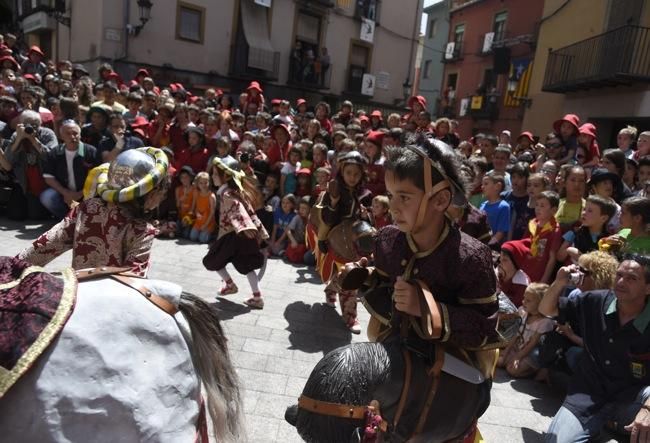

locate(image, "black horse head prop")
[[285, 338, 490, 443]]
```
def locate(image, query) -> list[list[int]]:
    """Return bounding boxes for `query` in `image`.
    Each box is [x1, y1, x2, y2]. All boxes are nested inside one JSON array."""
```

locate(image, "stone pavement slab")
[[1, 217, 563, 442]]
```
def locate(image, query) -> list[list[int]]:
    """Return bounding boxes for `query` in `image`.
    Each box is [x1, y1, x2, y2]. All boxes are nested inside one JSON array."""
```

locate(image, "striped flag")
[[504, 58, 533, 107]]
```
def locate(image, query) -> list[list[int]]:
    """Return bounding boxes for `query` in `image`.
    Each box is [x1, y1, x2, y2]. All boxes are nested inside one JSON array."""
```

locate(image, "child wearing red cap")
[[552, 114, 579, 165], [295, 167, 312, 198]]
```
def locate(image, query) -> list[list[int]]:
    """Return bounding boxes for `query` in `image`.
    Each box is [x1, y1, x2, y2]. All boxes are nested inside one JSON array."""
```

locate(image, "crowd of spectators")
[[1, 35, 650, 442]]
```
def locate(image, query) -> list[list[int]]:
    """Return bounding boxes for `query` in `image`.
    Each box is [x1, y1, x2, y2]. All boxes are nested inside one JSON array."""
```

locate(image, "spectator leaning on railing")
[[540, 254, 650, 442]]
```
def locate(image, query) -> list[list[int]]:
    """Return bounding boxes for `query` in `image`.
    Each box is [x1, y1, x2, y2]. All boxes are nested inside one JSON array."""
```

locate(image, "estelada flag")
[[504, 58, 533, 107]]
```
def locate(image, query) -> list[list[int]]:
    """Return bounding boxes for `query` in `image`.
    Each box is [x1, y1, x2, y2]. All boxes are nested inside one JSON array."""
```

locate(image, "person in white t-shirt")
[[41, 120, 100, 218]]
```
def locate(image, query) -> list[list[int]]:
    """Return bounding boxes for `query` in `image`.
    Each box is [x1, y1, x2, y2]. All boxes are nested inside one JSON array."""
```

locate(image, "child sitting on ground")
[[285, 197, 311, 264], [312, 166, 330, 204], [480, 172, 511, 248], [175, 166, 196, 238], [189, 171, 216, 243], [295, 168, 312, 198], [370, 195, 391, 229], [557, 195, 616, 263], [280, 147, 302, 196], [603, 196, 650, 255], [523, 190, 562, 283], [270, 193, 297, 256], [498, 282, 554, 378], [527, 172, 550, 214]]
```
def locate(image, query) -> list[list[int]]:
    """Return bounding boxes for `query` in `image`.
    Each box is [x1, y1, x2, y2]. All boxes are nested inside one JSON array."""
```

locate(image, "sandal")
[[244, 296, 264, 310], [218, 281, 238, 296]]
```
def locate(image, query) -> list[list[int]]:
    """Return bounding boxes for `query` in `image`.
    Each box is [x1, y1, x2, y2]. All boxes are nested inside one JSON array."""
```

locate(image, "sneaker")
[[218, 282, 238, 296], [244, 296, 264, 309], [348, 320, 361, 335]]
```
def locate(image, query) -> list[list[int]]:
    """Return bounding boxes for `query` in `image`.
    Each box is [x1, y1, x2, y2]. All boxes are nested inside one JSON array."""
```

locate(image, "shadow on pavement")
[[521, 427, 545, 442], [212, 298, 252, 321], [510, 378, 563, 417], [0, 217, 56, 240], [283, 301, 352, 355], [294, 267, 322, 285]]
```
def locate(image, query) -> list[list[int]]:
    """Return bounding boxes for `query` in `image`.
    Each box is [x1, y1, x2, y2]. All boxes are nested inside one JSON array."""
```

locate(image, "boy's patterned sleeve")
[[16, 207, 77, 267], [223, 195, 258, 234], [124, 223, 155, 277], [438, 243, 500, 349]]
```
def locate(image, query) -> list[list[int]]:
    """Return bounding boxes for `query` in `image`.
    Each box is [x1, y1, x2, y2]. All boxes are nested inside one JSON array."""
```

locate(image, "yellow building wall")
[[521, 0, 608, 135]]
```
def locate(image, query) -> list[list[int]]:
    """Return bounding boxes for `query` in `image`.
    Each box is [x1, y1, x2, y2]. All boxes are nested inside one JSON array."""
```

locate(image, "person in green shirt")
[[603, 196, 650, 255], [618, 196, 650, 254]]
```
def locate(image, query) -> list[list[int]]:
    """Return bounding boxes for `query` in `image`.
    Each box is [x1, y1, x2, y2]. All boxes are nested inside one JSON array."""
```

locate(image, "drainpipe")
[[404, 0, 422, 104]]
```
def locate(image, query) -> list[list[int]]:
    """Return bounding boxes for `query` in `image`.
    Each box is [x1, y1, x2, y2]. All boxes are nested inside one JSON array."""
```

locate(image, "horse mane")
[[178, 292, 244, 443], [295, 342, 393, 443]]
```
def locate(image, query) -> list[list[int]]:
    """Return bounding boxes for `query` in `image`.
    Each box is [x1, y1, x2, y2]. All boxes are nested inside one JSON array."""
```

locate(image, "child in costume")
[[314, 150, 372, 333], [203, 156, 269, 309], [175, 165, 196, 238], [339, 137, 500, 428]]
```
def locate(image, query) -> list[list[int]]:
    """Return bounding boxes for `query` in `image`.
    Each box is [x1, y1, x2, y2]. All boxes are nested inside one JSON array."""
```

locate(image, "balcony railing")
[[543, 25, 650, 93], [287, 58, 332, 90], [467, 94, 499, 120]]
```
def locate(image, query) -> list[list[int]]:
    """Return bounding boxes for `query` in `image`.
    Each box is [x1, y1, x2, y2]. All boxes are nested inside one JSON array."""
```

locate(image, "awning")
[[241, 0, 277, 72]]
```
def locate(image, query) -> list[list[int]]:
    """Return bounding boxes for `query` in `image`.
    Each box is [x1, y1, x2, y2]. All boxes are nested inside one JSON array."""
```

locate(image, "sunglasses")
[[546, 143, 562, 149]]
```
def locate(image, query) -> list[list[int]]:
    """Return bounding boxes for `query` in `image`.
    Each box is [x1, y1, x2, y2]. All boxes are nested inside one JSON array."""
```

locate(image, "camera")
[[24, 124, 34, 135], [239, 152, 250, 163], [569, 271, 584, 286]]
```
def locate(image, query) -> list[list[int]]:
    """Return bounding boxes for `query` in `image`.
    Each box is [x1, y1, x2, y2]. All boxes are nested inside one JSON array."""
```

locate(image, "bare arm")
[[538, 266, 572, 318], [541, 250, 557, 284], [556, 240, 571, 262]]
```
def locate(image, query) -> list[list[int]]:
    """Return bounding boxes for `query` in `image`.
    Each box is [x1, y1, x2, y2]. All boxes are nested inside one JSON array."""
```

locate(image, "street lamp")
[[402, 78, 412, 101], [132, 0, 153, 36]]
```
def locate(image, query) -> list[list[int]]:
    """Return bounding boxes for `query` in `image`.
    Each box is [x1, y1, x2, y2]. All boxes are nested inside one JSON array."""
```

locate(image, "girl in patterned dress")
[[202, 156, 269, 309]]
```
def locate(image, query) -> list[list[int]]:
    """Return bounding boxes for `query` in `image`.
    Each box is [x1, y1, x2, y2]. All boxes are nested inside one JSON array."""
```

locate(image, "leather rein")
[[74, 267, 178, 315]]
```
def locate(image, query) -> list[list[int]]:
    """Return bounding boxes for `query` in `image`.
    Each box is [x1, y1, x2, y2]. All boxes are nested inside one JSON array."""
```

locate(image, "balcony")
[[467, 94, 499, 120], [288, 58, 332, 90], [543, 25, 650, 93], [442, 47, 463, 63]]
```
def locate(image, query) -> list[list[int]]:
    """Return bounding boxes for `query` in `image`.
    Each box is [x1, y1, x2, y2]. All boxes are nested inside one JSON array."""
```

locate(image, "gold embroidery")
[[0, 266, 46, 290], [458, 292, 498, 305], [0, 267, 77, 398]]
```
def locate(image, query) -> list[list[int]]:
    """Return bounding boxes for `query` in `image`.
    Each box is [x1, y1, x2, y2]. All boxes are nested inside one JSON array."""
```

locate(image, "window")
[[447, 73, 458, 90], [454, 24, 465, 54], [493, 11, 507, 42], [423, 60, 432, 79], [427, 19, 437, 39], [347, 41, 372, 93], [176, 2, 205, 43]]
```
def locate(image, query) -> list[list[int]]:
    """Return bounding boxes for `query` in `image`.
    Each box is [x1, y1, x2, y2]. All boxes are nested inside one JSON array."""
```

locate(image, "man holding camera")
[[40, 120, 100, 219], [0, 110, 57, 220], [540, 256, 650, 442]]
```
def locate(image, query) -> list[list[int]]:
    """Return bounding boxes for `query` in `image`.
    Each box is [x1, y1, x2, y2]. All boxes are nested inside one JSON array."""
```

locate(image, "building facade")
[[418, 0, 449, 116], [440, 0, 543, 139], [522, 0, 650, 148], [13, 0, 423, 112]]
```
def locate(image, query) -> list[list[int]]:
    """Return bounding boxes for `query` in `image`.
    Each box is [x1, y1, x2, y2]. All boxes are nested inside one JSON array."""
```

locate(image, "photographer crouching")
[[540, 254, 650, 442], [0, 110, 58, 220]]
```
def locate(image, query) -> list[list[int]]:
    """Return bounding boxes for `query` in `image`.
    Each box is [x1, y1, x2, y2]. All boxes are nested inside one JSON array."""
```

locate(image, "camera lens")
[[24, 125, 34, 135]]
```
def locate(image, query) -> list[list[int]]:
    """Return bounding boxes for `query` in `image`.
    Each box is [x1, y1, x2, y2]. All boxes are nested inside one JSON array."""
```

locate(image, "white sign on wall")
[[360, 18, 375, 43], [459, 98, 470, 117], [362, 73, 375, 96], [105, 28, 122, 42], [376, 71, 390, 90], [254, 0, 272, 7], [445, 42, 456, 60], [482, 32, 494, 53]]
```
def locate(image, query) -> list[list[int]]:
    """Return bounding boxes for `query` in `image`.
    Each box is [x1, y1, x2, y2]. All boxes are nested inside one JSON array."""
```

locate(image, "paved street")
[[1, 217, 563, 442]]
